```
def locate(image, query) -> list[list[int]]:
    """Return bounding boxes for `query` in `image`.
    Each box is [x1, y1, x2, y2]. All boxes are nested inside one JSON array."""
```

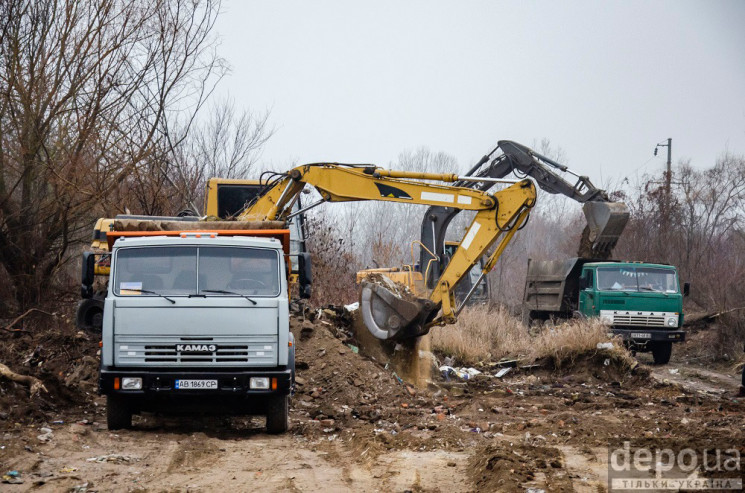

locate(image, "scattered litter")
[[52, 420, 64, 425], [86, 454, 136, 464], [391, 372, 404, 384], [2, 471, 23, 484], [343, 302, 359, 312], [59, 467, 78, 473], [439, 366, 482, 380], [603, 358, 610, 366], [346, 344, 359, 354], [37, 430, 54, 443], [70, 482, 89, 493], [525, 488, 546, 493], [496, 368, 511, 378], [596, 342, 614, 350], [668, 368, 679, 375]]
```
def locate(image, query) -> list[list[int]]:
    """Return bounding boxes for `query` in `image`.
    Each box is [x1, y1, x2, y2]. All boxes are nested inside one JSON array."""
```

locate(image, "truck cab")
[[525, 258, 687, 364], [97, 232, 294, 432], [579, 262, 686, 363]]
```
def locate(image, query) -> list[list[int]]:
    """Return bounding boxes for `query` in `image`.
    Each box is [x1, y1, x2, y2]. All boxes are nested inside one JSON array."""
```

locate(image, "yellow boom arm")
[[239, 163, 537, 340]]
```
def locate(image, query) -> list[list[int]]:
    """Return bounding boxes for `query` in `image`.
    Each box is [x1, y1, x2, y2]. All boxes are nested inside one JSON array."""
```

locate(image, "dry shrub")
[[430, 305, 528, 364], [430, 305, 634, 369], [305, 213, 359, 306]]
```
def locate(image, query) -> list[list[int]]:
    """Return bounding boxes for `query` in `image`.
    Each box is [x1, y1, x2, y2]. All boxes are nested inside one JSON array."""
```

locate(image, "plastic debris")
[[596, 342, 614, 350], [2, 472, 23, 485], [59, 467, 78, 473], [346, 344, 359, 354], [391, 372, 404, 384], [496, 368, 511, 378], [343, 302, 359, 312], [668, 368, 679, 374], [86, 454, 136, 464], [439, 366, 482, 380]]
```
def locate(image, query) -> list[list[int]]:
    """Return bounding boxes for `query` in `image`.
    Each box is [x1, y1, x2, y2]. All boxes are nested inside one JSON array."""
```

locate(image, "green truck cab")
[[524, 259, 688, 364]]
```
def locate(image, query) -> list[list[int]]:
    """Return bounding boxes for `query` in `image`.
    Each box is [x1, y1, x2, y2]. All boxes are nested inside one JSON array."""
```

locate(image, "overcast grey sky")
[[213, 0, 745, 183]]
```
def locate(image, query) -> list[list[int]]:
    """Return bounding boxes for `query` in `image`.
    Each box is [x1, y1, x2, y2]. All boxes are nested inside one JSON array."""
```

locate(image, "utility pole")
[[654, 138, 672, 234]]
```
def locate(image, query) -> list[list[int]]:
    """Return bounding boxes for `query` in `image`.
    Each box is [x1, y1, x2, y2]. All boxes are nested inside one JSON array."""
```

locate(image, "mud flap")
[[360, 279, 437, 341]]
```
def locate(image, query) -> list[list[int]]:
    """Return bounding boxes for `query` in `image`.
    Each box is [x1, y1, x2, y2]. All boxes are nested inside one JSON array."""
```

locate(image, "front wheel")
[[265, 395, 289, 434], [652, 341, 673, 365], [106, 395, 133, 430]]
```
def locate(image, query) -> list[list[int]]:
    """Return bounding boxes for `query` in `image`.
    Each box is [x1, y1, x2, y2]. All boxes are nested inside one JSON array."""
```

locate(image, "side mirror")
[[683, 282, 690, 297], [81, 252, 96, 299], [298, 252, 312, 299]]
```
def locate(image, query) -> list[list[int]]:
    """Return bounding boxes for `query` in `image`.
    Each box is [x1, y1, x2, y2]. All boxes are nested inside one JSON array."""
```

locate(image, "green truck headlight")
[[250, 377, 270, 389], [121, 377, 142, 390]]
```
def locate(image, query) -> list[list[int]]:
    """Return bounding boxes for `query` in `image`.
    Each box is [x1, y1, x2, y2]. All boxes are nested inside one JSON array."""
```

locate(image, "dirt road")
[[1, 312, 744, 492]]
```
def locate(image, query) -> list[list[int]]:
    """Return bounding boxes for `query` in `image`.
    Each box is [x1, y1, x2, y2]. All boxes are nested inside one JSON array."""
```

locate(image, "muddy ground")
[[0, 306, 743, 492]]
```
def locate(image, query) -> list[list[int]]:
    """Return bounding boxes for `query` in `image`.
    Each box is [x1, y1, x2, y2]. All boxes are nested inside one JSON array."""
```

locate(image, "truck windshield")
[[596, 266, 678, 293], [114, 246, 281, 297]]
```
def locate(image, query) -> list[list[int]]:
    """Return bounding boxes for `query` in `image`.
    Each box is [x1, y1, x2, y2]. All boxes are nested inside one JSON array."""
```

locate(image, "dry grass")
[[430, 305, 634, 369]]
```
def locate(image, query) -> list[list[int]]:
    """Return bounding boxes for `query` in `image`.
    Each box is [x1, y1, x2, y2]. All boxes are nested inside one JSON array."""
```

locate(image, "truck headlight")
[[666, 317, 677, 327], [121, 377, 142, 390], [250, 377, 270, 389]]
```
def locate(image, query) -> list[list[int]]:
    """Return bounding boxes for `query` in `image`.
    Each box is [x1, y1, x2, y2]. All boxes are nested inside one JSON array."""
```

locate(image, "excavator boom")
[[237, 162, 537, 340]]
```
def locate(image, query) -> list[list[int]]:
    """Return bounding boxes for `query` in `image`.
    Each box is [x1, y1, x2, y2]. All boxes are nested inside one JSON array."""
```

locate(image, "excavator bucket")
[[582, 201, 630, 254], [359, 276, 437, 341]]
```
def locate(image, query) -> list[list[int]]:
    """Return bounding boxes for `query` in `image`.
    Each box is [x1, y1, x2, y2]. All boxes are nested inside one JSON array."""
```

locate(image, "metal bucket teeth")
[[360, 279, 435, 340]]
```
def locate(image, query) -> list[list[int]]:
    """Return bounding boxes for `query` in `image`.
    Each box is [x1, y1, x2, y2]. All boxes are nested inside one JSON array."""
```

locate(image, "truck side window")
[[582, 271, 593, 289]]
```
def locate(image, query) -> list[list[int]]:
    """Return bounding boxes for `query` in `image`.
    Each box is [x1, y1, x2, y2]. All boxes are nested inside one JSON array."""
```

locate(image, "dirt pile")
[[0, 303, 98, 428], [290, 308, 429, 432]]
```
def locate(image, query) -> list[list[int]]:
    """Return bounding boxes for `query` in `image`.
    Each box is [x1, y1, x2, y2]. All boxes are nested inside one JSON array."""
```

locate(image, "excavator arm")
[[237, 162, 537, 340], [420, 140, 630, 287]]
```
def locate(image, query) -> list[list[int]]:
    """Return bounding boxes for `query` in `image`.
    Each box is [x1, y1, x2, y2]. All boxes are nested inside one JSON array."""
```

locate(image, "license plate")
[[631, 332, 652, 339], [175, 379, 218, 390]]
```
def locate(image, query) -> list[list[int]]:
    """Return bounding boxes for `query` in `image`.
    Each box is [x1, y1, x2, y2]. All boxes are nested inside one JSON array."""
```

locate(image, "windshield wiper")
[[200, 289, 257, 305], [137, 289, 176, 304]]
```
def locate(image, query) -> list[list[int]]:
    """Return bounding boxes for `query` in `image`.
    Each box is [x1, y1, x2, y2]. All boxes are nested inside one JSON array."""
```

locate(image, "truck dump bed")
[[523, 258, 587, 314]]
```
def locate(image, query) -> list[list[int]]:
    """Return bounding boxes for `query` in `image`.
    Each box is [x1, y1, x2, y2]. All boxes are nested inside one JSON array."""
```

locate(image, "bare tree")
[[0, 0, 224, 308]]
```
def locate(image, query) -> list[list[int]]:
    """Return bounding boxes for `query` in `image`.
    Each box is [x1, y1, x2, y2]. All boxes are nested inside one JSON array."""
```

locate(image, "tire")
[[265, 395, 289, 434], [76, 298, 104, 335], [652, 341, 673, 365], [106, 395, 132, 430]]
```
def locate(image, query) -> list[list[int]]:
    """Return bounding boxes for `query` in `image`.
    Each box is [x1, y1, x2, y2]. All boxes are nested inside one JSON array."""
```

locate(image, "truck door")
[[578, 268, 594, 316]]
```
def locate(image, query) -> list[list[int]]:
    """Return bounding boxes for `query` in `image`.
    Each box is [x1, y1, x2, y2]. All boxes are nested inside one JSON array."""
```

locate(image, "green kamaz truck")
[[524, 258, 689, 364]]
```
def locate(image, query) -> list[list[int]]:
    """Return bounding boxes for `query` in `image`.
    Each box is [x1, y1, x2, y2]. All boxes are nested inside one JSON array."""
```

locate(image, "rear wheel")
[[76, 298, 104, 335], [106, 395, 132, 430], [266, 395, 289, 434], [652, 341, 673, 365]]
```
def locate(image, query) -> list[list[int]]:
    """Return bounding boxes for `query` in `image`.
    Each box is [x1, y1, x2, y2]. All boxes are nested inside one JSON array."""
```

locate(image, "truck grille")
[[114, 336, 277, 367], [609, 313, 665, 327]]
